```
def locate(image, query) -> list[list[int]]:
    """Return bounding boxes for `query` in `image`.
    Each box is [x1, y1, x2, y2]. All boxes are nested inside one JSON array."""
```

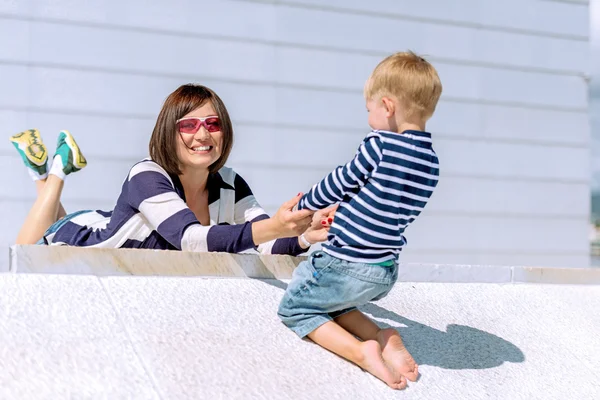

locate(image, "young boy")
[[278, 51, 442, 390]]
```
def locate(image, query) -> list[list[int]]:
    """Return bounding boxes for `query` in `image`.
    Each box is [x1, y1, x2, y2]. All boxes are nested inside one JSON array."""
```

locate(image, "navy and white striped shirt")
[[45, 158, 305, 256], [298, 130, 440, 264]]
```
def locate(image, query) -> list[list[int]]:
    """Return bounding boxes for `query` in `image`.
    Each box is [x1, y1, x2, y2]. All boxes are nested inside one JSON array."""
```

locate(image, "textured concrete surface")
[[9, 245, 600, 284], [1, 273, 599, 399], [0, 274, 159, 399]]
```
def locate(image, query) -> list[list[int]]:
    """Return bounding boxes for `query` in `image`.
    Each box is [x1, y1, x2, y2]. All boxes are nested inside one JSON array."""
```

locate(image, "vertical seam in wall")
[[7, 246, 13, 273], [25, 14, 32, 128], [98, 277, 164, 400]]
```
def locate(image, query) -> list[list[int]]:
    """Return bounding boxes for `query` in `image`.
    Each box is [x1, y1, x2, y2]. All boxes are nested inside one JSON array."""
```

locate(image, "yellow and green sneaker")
[[9, 128, 48, 180], [51, 130, 87, 178]]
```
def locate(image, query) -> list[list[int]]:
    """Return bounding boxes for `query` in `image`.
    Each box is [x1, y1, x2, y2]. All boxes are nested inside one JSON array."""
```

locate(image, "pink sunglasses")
[[176, 116, 221, 134]]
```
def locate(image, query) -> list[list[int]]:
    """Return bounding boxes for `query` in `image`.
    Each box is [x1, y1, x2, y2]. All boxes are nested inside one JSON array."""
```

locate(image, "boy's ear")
[[381, 96, 396, 118]]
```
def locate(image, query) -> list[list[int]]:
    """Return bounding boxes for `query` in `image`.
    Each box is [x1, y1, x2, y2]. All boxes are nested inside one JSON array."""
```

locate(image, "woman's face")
[[175, 101, 223, 172]]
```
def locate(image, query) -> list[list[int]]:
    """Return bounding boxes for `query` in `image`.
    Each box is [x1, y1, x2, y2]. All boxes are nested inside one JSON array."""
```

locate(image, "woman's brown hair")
[[149, 84, 234, 175]]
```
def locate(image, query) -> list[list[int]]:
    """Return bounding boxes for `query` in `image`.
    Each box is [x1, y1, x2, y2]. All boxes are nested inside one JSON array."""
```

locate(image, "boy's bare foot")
[[377, 328, 419, 382], [357, 340, 407, 390]]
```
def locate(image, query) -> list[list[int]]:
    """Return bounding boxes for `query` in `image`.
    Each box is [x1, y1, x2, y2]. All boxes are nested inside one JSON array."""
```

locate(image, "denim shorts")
[[277, 250, 398, 338], [36, 209, 92, 245]]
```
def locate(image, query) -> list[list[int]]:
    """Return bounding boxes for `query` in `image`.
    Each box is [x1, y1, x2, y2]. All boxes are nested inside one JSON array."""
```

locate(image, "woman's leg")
[[11, 129, 87, 244], [35, 180, 67, 220], [17, 175, 66, 244]]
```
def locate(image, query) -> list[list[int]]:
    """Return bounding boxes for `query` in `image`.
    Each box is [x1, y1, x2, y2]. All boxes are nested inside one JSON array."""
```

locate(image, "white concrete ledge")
[[8, 245, 600, 284], [8, 245, 304, 278]]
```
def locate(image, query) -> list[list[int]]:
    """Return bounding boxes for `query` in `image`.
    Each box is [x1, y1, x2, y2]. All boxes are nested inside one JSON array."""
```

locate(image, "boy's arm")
[[298, 135, 382, 211]]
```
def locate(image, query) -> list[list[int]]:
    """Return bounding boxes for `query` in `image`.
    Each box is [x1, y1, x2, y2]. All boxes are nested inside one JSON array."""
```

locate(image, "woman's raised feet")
[[10, 129, 88, 181]]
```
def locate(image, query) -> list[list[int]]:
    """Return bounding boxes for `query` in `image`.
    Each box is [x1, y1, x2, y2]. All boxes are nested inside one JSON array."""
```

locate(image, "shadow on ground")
[[257, 279, 525, 370]]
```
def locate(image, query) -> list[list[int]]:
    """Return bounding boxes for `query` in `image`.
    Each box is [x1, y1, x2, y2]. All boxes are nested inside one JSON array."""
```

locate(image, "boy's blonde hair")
[[364, 51, 442, 121]]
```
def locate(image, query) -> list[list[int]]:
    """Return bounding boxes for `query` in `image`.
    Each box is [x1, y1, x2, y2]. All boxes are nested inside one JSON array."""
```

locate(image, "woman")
[[10, 84, 331, 254]]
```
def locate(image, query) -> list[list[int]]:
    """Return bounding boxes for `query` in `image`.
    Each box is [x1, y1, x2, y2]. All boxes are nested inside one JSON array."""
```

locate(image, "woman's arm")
[[186, 193, 311, 253], [127, 161, 312, 253]]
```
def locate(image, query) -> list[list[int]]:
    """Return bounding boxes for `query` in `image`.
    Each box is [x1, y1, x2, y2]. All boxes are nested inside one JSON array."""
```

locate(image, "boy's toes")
[[388, 375, 407, 390], [396, 376, 407, 390], [404, 365, 419, 382]]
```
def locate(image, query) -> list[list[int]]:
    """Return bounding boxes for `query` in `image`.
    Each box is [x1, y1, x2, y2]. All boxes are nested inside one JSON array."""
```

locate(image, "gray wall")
[[0, 0, 591, 269], [591, 0, 600, 199]]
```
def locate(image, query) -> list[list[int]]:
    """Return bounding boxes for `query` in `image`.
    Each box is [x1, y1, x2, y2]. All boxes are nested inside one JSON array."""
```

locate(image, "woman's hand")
[[273, 193, 315, 236], [299, 204, 339, 247], [252, 193, 315, 245]]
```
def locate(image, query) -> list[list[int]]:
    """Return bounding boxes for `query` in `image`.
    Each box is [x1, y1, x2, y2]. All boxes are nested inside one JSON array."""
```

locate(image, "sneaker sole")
[[9, 129, 48, 167]]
